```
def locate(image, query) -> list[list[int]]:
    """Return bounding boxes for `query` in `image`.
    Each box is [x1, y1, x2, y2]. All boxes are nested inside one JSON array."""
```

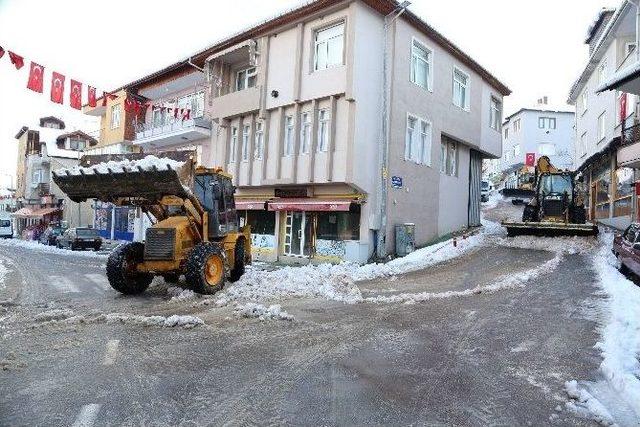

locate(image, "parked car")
[[56, 227, 102, 251], [39, 225, 65, 246], [612, 223, 640, 276], [0, 217, 12, 239]]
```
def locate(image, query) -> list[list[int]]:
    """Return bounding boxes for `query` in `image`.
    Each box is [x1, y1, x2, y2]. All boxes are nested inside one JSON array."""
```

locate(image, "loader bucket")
[[500, 188, 535, 199], [502, 221, 599, 237], [52, 162, 193, 204]]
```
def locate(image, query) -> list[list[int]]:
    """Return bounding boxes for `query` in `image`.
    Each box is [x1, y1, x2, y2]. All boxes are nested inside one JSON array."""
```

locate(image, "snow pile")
[[481, 191, 501, 210], [564, 380, 615, 425], [234, 303, 294, 321], [0, 258, 7, 290], [366, 252, 563, 304], [34, 308, 75, 322], [0, 238, 107, 259], [55, 155, 186, 176], [495, 234, 598, 255], [166, 286, 197, 302], [101, 313, 204, 328]]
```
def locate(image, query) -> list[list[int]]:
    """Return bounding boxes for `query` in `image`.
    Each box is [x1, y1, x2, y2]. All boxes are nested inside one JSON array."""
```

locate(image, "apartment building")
[[12, 117, 96, 238], [568, 4, 638, 230], [104, 0, 509, 263], [500, 103, 575, 177]]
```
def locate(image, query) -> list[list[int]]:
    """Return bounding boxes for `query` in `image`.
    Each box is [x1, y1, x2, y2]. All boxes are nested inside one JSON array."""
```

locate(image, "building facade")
[[96, 0, 510, 263], [13, 117, 96, 238], [568, 4, 639, 230]]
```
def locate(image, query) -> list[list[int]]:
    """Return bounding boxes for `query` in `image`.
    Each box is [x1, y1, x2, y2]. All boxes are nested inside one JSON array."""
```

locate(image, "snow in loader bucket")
[[502, 221, 599, 237], [51, 155, 193, 204]]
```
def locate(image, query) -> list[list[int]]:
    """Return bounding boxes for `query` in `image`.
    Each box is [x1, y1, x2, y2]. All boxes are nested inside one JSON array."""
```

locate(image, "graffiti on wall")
[[315, 239, 347, 259], [251, 233, 276, 249]]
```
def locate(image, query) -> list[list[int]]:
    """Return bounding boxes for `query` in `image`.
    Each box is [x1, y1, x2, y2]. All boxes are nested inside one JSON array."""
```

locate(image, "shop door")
[[284, 211, 312, 257]]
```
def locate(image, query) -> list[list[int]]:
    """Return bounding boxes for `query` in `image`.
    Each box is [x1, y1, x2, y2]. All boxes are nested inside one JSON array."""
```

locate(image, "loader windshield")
[[539, 174, 572, 196]]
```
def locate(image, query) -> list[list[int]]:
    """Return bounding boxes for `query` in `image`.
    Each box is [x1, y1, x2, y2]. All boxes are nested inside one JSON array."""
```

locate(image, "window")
[[538, 143, 556, 156], [316, 211, 360, 241], [598, 112, 606, 142], [410, 39, 433, 91], [581, 90, 588, 115], [230, 127, 238, 163], [177, 91, 205, 118], [110, 105, 121, 129], [236, 67, 257, 91], [490, 97, 502, 130], [152, 108, 167, 127], [513, 144, 521, 157], [513, 118, 521, 133], [538, 117, 557, 129], [504, 127, 509, 139], [241, 124, 250, 161], [452, 67, 470, 110], [300, 112, 311, 154], [318, 109, 330, 152], [404, 114, 432, 165], [580, 132, 587, 157], [314, 22, 344, 71], [284, 116, 294, 156], [69, 138, 86, 151], [238, 210, 275, 236], [254, 121, 264, 160], [440, 137, 458, 176], [32, 170, 42, 184]]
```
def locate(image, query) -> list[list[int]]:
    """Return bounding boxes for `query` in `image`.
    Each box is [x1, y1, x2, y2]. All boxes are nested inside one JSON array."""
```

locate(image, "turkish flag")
[[50, 72, 65, 104], [620, 92, 628, 124], [0, 46, 5, 59], [124, 96, 134, 112], [26, 62, 45, 93], [70, 79, 82, 110], [88, 86, 97, 107], [8, 51, 24, 69], [101, 91, 117, 107], [525, 153, 536, 167]]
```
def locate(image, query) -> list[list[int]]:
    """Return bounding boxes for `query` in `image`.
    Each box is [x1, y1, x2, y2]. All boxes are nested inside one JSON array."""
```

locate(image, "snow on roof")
[[54, 155, 186, 176], [596, 59, 640, 93]]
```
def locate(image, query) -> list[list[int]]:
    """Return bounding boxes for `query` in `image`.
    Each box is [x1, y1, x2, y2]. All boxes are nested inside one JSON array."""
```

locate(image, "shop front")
[[94, 201, 136, 241]]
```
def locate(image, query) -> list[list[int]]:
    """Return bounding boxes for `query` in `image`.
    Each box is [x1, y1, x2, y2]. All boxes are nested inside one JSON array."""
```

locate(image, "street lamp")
[[376, 1, 411, 260]]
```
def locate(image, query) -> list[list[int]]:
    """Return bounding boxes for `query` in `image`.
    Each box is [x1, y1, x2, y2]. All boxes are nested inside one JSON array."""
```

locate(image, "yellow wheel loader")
[[52, 154, 251, 295], [502, 156, 598, 237]]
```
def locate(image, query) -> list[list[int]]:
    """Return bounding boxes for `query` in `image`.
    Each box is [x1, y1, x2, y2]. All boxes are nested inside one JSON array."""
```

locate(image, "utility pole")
[[376, 1, 411, 260]]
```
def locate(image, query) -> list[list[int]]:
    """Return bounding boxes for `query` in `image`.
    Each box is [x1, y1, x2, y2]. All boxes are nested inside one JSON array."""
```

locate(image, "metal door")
[[468, 149, 482, 227], [284, 211, 311, 257]]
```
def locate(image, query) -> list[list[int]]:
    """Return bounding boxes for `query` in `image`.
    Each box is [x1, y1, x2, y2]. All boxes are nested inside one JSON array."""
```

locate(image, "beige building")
[[102, 0, 510, 263]]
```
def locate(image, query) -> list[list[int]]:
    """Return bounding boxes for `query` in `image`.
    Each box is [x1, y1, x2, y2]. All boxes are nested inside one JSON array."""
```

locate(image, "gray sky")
[[0, 0, 619, 188]]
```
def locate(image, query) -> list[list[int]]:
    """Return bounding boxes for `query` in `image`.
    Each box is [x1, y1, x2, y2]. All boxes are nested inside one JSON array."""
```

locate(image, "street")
[[1, 198, 633, 426]]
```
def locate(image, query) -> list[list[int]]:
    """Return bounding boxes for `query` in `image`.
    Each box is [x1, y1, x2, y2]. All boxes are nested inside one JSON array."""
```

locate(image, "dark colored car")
[[56, 227, 102, 251], [613, 224, 640, 276], [39, 226, 64, 246]]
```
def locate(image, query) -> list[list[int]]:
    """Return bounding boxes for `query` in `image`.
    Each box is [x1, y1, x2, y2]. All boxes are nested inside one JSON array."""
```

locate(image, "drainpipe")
[[376, 1, 411, 260], [187, 57, 204, 73]]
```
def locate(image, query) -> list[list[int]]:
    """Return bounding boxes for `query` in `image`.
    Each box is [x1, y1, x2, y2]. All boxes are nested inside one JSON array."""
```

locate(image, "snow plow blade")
[[52, 159, 194, 204], [502, 221, 599, 237], [500, 188, 535, 199]]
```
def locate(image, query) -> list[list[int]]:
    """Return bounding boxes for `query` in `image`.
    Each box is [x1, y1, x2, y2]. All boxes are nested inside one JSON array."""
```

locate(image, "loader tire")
[[185, 243, 226, 295], [522, 205, 538, 222], [106, 242, 153, 295], [229, 239, 246, 283]]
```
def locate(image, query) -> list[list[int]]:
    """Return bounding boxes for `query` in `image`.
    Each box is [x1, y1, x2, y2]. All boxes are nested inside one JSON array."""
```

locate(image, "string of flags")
[[0, 44, 191, 120]]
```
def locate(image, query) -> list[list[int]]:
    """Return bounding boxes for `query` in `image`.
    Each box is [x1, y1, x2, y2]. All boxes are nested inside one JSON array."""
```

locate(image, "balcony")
[[618, 123, 640, 167], [210, 86, 261, 120], [135, 117, 211, 149]]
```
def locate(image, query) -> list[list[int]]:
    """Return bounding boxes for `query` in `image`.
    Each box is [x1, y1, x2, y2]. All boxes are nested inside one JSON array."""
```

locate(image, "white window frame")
[[504, 127, 509, 140], [405, 113, 432, 166], [317, 109, 330, 152], [236, 67, 257, 91], [513, 143, 521, 157], [300, 112, 312, 154], [110, 104, 121, 129], [597, 112, 606, 142], [513, 118, 521, 133], [241, 124, 250, 161], [284, 116, 294, 156], [440, 139, 458, 176], [254, 121, 264, 160], [410, 38, 433, 92], [314, 22, 345, 71], [177, 91, 205, 118], [581, 90, 588, 115], [489, 97, 501, 130], [452, 66, 470, 111], [580, 132, 587, 157], [230, 127, 238, 163]]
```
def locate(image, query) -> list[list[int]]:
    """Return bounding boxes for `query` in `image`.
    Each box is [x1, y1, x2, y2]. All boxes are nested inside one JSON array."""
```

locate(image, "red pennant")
[[8, 51, 24, 69], [50, 72, 65, 104], [124, 96, 134, 112], [26, 62, 45, 93], [133, 100, 141, 115], [174, 108, 179, 119], [88, 86, 97, 107], [0, 46, 5, 59], [70, 79, 82, 110], [182, 109, 191, 121]]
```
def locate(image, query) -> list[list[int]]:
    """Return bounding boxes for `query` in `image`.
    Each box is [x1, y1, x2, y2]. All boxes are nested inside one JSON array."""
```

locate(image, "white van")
[[0, 217, 13, 239]]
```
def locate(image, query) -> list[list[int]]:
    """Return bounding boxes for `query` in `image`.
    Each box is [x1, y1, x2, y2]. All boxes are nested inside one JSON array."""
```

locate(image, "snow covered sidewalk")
[[0, 238, 108, 259]]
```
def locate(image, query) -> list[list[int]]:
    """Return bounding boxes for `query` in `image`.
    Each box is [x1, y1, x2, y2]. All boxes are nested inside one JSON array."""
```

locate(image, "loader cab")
[[193, 171, 239, 239]]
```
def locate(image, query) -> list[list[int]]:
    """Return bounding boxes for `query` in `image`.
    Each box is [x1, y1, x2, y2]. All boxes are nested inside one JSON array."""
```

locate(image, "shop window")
[[239, 210, 275, 235], [316, 211, 360, 241], [614, 167, 634, 217], [595, 203, 610, 219]]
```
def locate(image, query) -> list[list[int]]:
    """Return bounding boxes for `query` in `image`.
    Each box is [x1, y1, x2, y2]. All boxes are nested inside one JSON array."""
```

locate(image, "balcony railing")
[[621, 123, 640, 146], [134, 117, 212, 148]]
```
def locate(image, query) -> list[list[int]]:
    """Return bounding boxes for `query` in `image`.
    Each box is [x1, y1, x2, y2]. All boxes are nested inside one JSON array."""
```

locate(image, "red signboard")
[[525, 153, 536, 167]]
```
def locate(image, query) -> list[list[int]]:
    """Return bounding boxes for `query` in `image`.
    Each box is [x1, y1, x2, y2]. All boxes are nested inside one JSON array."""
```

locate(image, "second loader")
[[52, 153, 251, 295]]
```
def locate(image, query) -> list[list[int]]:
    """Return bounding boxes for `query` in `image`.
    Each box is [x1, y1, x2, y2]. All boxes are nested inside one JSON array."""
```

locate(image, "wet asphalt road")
[[0, 200, 605, 426]]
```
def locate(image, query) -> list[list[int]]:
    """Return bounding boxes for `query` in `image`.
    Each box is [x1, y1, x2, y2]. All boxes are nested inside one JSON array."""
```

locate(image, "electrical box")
[[395, 223, 415, 257]]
